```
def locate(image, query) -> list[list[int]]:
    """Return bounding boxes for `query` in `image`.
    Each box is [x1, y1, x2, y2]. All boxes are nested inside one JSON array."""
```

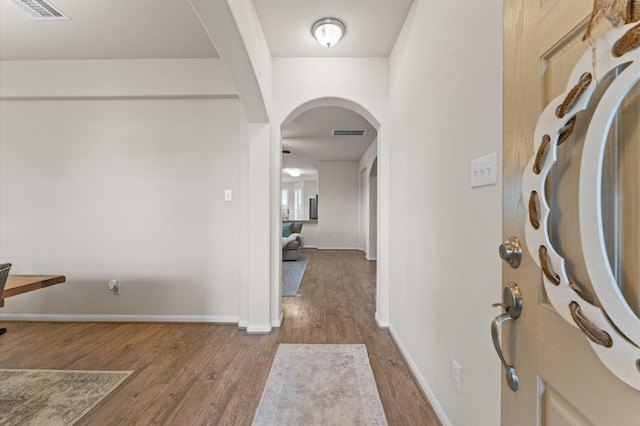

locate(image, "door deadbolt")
[[499, 236, 522, 268]]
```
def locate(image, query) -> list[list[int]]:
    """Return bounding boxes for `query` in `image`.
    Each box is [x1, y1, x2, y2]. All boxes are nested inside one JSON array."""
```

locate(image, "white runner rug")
[[252, 344, 388, 425]]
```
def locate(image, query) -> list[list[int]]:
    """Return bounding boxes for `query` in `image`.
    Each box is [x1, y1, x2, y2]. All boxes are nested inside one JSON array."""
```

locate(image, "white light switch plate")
[[471, 152, 498, 188], [224, 189, 232, 201]]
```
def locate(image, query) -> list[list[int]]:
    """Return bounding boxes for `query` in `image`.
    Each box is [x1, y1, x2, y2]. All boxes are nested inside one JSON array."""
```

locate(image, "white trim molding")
[[271, 311, 284, 329], [374, 312, 389, 329], [246, 324, 272, 334], [317, 246, 361, 251], [0, 314, 240, 323]]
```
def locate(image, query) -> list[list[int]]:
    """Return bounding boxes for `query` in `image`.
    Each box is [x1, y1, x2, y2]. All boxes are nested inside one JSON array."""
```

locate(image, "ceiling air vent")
[[9, 0, 70, 20], [332, 130, 367, 136]]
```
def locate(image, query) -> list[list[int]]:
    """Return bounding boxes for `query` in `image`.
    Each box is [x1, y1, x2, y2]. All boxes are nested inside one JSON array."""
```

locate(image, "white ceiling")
[[0, 0, 218, 60], [0, 0, 412, 181], [282, 107, 376, 182], [253, 0, 413, 58]]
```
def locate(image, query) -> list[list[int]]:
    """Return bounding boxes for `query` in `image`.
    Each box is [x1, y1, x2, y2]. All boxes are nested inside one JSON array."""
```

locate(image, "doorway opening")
[[277, 100, 381, 320]]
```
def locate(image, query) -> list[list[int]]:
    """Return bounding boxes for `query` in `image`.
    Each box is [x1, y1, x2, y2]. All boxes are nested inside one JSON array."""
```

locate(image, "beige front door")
[[502, 1, 640, 424]]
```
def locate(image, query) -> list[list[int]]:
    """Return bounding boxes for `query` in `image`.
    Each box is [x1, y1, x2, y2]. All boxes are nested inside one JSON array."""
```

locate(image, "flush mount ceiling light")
[[284, 168, 301, 177], [312, 18, 345, 48]]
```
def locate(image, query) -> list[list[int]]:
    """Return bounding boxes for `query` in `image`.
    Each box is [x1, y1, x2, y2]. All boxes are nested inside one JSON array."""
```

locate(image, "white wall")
[[300, 222, 318, 248], [0, 59, 236, 98], [273, 58, 389, 122], [0, 60, 246, 322], [317, 161, 360, 249], [387, 1, 503, 425]]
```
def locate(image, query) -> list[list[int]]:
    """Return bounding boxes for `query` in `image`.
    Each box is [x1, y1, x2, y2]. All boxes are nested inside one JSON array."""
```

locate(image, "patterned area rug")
[[281, 253, 310, 296], [252, 344, 388, 425], [0, 369, 132, 426]]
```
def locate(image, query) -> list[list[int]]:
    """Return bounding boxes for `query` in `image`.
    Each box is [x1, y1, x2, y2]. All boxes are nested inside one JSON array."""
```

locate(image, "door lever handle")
[[492, 312, 519, 392], [490, 282, 522, 392]]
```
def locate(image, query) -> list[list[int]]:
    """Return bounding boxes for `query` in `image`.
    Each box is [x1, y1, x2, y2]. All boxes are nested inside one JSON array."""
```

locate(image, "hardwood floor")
[[279, 250, 440, 425], [0, 249, 440, 425]]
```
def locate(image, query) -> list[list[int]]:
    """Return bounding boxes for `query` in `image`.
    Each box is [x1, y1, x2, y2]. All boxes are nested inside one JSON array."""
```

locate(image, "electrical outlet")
[[451, 358, 461, 393], [108, 279, 121, 295], [470, 152, 498, 188]]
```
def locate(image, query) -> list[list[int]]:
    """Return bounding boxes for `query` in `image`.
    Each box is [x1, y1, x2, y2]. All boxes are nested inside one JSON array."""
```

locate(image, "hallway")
[[279, 249, 440, 425]]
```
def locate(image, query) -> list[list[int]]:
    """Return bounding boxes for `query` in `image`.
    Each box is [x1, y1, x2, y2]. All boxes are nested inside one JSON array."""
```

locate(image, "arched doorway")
[[273, 97, 388, 328]]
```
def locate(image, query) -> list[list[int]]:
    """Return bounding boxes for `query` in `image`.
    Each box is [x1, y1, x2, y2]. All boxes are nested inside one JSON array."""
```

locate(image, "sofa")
[[282, 222, 304, 261]]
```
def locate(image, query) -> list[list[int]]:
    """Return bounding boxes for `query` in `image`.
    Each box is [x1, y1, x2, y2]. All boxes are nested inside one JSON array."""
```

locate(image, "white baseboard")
[[0, 313, 240, 323], [1, 314, 282, 335], [388, 323, 452, 426], [375, 312, 389, 328], [271, 311, 283, 328], [246, 324, 272, 334], [366, 255, 377, 261], [317, 246, 361, 250]]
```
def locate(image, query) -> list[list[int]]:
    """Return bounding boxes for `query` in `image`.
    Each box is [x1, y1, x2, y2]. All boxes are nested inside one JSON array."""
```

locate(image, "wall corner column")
[[376, 127, 390, 328], [246, 123, 273, 333]]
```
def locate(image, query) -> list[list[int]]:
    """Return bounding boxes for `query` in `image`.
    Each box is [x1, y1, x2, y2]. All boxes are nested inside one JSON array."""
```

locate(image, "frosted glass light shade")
[[312, 18, 345, 48]]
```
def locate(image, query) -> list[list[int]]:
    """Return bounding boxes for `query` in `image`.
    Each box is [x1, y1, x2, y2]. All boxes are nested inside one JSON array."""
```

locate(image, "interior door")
[[502, 1, 640, 424]]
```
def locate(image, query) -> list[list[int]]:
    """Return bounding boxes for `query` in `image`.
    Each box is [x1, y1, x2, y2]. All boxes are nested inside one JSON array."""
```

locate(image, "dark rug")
[[282, 253, 310, 296], [0, 369, 132, 426]]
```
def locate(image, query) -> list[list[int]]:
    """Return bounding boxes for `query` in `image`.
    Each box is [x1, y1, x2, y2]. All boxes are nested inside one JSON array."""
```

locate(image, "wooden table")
[[1, 274, 66, 307]]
